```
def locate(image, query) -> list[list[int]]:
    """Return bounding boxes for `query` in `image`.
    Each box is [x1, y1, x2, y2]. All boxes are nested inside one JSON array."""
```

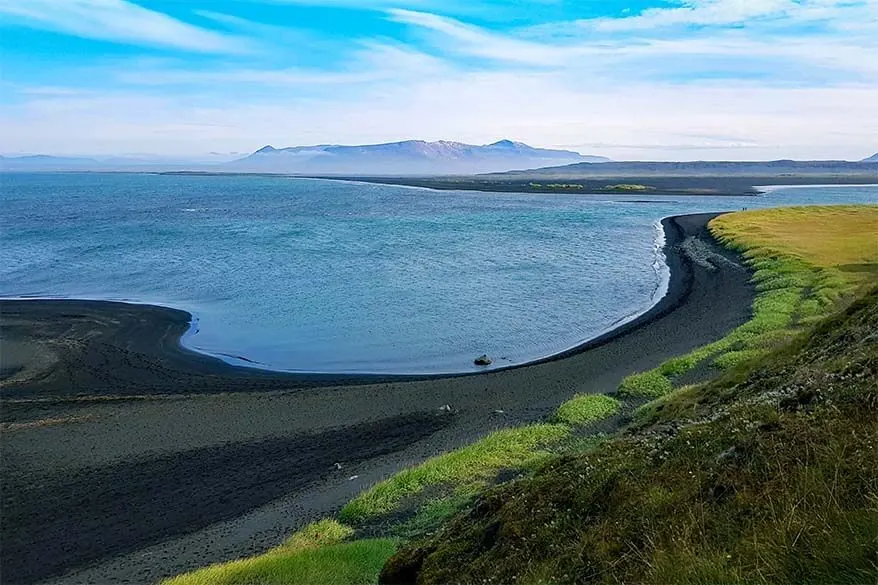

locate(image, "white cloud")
[[0, 0, 249, 52], [388, 5, 878, 77], [386, 9, 578, 65], [590, 0, 875, 31], [115, 43, 448, 87], [3, 71, 876, 161], [1, 1, 876, 160]]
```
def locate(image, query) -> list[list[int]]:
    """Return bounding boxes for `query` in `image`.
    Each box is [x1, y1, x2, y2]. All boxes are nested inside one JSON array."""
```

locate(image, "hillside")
[[492, 159, 878, 178], [863, 153, 878, 163], [382, 286, 878, 584], [334, 159, 878, 195], [228, 140, 608, 175], [380, 206, 878, 585]]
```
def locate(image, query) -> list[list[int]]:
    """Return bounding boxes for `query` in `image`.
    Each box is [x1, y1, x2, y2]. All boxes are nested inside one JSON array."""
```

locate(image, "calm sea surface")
[[1, 173, 875, 373]]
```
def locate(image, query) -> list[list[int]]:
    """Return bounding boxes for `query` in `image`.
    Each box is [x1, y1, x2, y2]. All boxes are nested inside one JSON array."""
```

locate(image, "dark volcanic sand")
[[0, 213, 754, 585]]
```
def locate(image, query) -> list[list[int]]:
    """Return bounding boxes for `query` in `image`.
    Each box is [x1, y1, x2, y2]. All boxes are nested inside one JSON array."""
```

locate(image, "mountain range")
[[229, 140, 608, 175], [2, 145, 877, 176]]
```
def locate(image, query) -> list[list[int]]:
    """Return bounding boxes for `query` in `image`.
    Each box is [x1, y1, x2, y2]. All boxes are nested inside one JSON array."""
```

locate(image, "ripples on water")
[[1, 173, 875, 373]]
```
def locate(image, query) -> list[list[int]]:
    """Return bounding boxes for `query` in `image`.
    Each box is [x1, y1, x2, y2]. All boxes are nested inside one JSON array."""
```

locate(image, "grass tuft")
[[340, 424, 569, 522], [162, 539, 396, 585], [553, 394, 621, 426], [271, 519, 353, 554], [713, 348, 769, 370], [619, 370, 674, 398]]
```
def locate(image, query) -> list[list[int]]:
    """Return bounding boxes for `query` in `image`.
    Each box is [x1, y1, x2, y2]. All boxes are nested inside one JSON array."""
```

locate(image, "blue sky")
[[1, 0, 876, 160]]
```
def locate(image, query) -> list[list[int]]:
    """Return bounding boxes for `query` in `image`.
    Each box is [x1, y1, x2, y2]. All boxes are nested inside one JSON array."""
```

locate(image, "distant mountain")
[[0, 153, 241, 172], [0, 154, 100, 170], [491, 159, 878, 178], [230, 140, 610, 175], [862, 153, 878, 163]]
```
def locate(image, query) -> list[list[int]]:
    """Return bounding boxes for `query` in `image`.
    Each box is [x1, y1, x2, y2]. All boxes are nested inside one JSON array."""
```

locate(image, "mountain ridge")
[[231, 139, 609, 175]]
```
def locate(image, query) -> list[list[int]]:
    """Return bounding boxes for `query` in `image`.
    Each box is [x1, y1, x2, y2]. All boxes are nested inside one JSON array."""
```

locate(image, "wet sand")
[[0, 213, 754, 585]]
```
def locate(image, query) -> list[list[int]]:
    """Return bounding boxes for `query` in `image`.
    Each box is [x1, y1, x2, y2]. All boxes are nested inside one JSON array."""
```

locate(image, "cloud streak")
[[0, 0, 875, 159], [0, 0, 250, 53]]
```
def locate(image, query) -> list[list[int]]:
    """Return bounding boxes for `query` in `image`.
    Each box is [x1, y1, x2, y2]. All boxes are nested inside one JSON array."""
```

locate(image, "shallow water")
[[1, 173, 875, 373]]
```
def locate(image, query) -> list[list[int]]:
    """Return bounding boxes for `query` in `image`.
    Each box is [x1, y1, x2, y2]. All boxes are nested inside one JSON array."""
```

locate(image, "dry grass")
[[620, 205, 878, 398], [710, 205, 878, 273]]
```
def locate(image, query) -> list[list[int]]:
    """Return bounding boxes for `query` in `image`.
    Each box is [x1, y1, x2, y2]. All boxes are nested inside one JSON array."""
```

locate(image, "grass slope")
[[381, 287, 878, 585], [619, 205, 878, 399], [164, 520, 391, 585], [165, 539, 397, 585], [340, 424, 570, 522]]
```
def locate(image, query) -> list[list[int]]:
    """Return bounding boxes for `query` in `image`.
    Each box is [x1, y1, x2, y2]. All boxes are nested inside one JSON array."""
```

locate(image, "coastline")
[[0, 216, 668, 378], [296, 174, 878, 196], [1, 213, 754, 585], [2, 214, 696, 398]]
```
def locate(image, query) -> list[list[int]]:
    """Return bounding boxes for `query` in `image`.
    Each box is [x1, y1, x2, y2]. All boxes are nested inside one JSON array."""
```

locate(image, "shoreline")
[[1, 213, 755, 585], [1, 215, 690, 397], [294, 174, 878, 196], [0, 218, 672, 378]]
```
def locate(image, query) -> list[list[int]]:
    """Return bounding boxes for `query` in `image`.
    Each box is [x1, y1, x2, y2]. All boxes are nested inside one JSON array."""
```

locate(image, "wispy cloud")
[[386, 9, 578, 66], [4, 75, 876, 160], [0, 0, 250, 53], [1, 0, 875, 159], [589, 0, 876, 31], [389, 3, 878, 79], [116, 42, 448, 87]]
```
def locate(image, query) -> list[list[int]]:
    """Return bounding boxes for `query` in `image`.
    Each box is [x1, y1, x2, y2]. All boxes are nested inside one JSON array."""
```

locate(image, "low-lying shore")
[[303, 174, 878, 196], [1, 213, 754, 585]]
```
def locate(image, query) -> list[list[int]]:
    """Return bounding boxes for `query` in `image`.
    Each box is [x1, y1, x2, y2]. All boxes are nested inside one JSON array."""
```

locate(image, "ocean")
[[1, 173, 875, 373]]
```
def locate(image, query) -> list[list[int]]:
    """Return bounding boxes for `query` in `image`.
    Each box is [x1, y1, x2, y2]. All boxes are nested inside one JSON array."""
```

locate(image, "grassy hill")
[[166, 205, 877, 585], [382, 285, 878, 584]]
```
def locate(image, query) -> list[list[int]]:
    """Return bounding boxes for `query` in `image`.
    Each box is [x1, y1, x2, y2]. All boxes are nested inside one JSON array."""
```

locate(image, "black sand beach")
[[0, 213, 754, 585]]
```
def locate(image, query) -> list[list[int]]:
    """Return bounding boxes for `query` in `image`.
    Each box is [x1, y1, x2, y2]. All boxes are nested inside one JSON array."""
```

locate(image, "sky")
[[1, 0, 876, 161]]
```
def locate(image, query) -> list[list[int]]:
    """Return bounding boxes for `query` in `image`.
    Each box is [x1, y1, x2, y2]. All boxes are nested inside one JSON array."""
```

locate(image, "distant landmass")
[[228, 140, 609, 175], [2, 146, 876, 181], [341, 158, 878, 196], [492, 159, 878, 178], [0, 154, 100, 170], [0, 153, 239, 172]]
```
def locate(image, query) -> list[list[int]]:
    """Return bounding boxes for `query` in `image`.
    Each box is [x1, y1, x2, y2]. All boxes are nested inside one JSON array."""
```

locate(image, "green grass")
[[600, 184, 655, 191], [163, 539, 397, 585], [383, 287, 878, 585], [617, 205, 878, 398], [619, 370, 674, 398], [271, 519, 353, 554], [340, 424, 570, 522], [712, 348, 769, 370], [392, 491, 476, 540], [553, 394, 621, 426]]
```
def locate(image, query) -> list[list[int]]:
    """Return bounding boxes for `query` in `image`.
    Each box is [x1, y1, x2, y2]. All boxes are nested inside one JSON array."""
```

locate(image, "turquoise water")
[[1, 173, 875, 373]]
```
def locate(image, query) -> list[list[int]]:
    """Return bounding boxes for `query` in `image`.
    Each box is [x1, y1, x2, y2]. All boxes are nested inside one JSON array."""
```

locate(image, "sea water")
[[1, 173, 875, 373]]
